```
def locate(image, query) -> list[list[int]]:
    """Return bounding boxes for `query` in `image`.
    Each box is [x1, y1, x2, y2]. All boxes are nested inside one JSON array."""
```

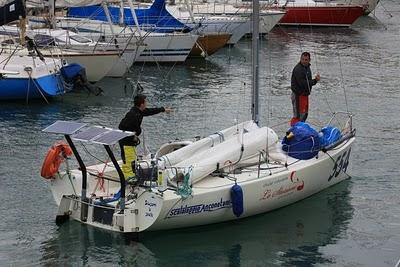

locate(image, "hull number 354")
[[328, 148, 351, 181]]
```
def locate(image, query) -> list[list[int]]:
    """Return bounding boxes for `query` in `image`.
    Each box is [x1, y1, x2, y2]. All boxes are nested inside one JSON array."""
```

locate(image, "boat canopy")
[[68, 0, 192, 33]]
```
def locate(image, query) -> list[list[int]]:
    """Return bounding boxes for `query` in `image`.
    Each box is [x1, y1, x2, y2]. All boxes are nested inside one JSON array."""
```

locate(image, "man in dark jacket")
[[118, 94, 172, 178], [290, 52, 320, 126]]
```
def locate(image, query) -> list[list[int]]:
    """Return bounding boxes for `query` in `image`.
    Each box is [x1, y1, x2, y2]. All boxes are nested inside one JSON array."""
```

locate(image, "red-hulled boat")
[[271, 0, 364, 27]]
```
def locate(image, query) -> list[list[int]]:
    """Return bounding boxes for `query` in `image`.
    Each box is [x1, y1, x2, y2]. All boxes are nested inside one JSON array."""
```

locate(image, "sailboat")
[[40, 0, 199, 63], [271, 0, 365, 26], [85, 0, 234, 55], [0, 0, 78, 100], [200, 0, 365, 27], [24, 0, 146, 79], [41, 0, 356, 233], [68, 0, 284, 46]]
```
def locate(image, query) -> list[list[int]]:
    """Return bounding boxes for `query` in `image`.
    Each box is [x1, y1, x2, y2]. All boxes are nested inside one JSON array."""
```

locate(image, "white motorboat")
[[40, 0, 356, 234]]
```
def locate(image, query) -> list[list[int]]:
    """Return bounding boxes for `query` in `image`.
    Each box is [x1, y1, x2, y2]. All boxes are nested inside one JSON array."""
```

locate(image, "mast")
[[49, 0, 56, 29], [127, 0, 143, 38], [119, 0, 124, 25], [251, 0, 260, 125], [184, 0, 196, 24], [102, 2, 117, 37]]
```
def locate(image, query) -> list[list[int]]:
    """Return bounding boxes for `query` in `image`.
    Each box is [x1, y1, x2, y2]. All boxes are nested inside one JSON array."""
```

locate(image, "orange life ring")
[[41, 142, 73, 179]]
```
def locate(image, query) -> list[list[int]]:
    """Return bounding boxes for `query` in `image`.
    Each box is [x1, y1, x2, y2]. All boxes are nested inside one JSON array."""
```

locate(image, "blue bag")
[[282, 122, 320, 160], [319, 126, 342, 147]]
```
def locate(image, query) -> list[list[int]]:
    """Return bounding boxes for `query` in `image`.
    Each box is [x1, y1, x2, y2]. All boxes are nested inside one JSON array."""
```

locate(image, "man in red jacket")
[[290, 52, 320, 126]]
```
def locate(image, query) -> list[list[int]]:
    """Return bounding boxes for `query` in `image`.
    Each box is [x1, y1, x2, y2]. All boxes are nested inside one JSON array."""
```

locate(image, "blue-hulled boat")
[[0, 0, 84, 100], [0, 53, 82, 100]]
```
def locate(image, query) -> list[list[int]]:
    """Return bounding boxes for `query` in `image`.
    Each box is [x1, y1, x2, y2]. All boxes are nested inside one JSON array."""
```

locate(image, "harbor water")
[[0, 1, 399, 266]]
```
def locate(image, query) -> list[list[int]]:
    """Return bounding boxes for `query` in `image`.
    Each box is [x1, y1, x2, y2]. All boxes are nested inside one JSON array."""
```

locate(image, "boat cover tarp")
[[282, 122, 320, 160], [68, 0, 191, 33], [0, 0, 25, 26], [319, 126, 341, 148]]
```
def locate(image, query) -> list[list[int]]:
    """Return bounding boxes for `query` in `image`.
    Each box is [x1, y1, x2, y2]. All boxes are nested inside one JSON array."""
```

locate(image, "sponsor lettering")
[[167, 198, 231, 218], [260, 171, 304, 200], [263, 177, 287, 187]]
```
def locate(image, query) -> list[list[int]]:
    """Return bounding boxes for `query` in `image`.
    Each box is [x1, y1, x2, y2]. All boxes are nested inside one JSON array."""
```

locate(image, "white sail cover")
[[164, 125, 279, 184], [158, 120, 260, 168]]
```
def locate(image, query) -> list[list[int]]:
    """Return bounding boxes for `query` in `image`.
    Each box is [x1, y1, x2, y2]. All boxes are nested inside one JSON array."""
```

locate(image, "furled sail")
[[0, 0, 25, 26]]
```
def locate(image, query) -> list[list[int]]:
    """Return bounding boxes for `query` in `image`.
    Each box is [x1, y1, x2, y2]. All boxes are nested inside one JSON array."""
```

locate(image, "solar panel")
[[92, 130, 134, 145], [42, 121, 86, 135], [72, 126, 110, 142]]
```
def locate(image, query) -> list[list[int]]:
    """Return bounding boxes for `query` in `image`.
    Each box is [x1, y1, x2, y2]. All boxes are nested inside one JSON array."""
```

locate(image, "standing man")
[[118, 94, 172, 178], [290, 52, 320, 126]]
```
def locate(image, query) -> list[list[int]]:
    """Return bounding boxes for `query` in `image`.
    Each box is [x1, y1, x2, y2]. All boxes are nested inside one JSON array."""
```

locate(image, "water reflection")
[[40, 180, 353, 266]]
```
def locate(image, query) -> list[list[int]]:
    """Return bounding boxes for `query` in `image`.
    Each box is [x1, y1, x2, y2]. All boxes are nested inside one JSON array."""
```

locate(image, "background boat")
[[0, 53, 66, 100]]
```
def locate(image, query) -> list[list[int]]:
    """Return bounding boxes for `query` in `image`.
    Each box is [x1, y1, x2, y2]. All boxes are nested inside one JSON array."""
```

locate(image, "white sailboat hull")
[[44, 17, 198, 62], [167, 5, 284, 44], [107, 47, 145, 77], [48, 122, 354, 233], [151, 138, 353, 231], [59, 52, 119, 82], [135, 33, 198, 62]]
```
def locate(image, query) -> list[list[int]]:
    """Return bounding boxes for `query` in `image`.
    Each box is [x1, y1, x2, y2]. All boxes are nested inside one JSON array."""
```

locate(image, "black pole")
[[104, 145, 125, 211], [64, 135, 88, 222]]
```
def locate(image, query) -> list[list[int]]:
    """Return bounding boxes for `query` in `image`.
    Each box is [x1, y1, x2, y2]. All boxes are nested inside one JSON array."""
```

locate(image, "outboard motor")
[[61, 63, 103, 95]]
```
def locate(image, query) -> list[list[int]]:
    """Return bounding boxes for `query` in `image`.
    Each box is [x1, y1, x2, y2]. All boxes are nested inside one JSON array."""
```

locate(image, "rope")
[[80, 142, 113, 164], [91, 158, 110, 195], [25, 67, 50, 104], [177, 167, 193, 199], [337, 52, 349, 113], [25, 69, 31, 105]]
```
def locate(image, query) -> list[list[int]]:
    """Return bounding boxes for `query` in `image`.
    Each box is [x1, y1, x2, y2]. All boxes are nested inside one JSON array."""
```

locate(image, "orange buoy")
[[41, 142, 73, 179]]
